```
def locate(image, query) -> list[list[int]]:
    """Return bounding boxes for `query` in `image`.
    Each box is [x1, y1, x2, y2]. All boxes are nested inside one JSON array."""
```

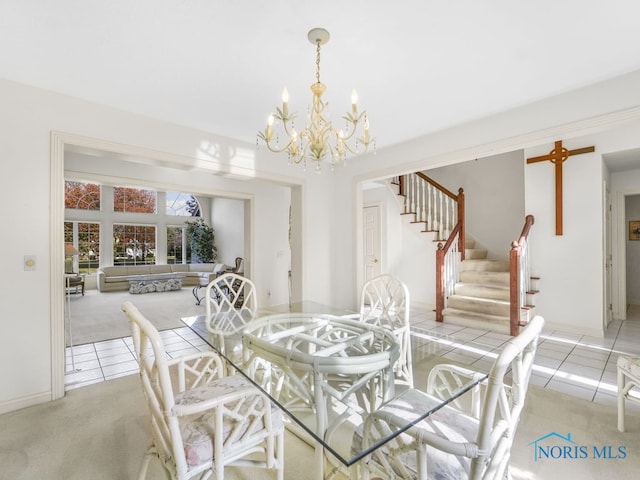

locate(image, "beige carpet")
[[67, 287, 206, 346], [0, 373, 638, 479]]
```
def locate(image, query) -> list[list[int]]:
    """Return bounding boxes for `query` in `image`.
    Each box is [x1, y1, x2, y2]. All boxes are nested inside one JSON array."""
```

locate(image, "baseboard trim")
[[0, 390, 52, 415], [542, 320, 604, 339]]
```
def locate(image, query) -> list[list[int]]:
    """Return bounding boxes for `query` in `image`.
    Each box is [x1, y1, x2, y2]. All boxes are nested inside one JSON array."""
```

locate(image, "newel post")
[[457, 188, 465, 260], [509, 240, 520, 336], [398, 175, 406, 197], [436, 242, 445, 322]]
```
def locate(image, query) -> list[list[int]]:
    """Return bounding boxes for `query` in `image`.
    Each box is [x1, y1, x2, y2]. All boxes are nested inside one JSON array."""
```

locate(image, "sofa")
[[97, 263, 227, 292]]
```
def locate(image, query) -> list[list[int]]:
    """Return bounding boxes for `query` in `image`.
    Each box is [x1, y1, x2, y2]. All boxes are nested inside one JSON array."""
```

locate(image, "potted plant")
[[185, 219, 217, 263]]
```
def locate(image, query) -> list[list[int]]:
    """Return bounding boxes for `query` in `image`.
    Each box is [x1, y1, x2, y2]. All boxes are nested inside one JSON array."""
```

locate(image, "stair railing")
[[393, 172, 465, 323], [509, 214, 535, 336], [435, 222, 462, 322], [396, 173, 463, 241]]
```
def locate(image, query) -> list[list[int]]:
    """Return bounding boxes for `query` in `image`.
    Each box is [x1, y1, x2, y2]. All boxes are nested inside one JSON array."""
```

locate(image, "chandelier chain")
[[315, 40, 321, 84]]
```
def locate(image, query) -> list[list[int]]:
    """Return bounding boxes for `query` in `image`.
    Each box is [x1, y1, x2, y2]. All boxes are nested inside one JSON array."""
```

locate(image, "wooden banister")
[[516, 214, 535, 244], [509, 215, 535, 336], [415, 172, 458, 199], [436, 221, 464, 322], [457, 188, 465, 260]]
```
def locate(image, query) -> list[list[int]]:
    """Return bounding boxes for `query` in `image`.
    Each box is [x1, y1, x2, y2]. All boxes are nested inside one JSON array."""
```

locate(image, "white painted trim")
[[614, 189, 640, 320], [354, 106, 640, 185], [0, 391, 53, 416], [64, 169, 255, 202], [353, 182, 364, 304], [50, 132, 65, 400], [543, 321, 603, 340]]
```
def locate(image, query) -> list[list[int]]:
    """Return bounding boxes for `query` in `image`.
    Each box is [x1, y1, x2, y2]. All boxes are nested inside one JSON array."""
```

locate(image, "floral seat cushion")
[[618, 355, 640, 380], [175, 374, 283, 467], [353, 388, 479, 479]]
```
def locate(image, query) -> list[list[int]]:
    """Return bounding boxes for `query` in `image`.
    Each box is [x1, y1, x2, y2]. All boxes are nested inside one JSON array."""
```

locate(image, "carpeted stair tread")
[[454, 282, 510, 300]]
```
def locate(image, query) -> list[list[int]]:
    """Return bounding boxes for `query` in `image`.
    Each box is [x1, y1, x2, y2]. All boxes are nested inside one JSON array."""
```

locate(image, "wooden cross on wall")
[[527, 140, 595, 236]]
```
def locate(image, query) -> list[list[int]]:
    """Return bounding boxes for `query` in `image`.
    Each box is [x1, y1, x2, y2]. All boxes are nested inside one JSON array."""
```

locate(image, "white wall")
[[243, 182, 292, 305], [211, 197, 246, 266], [524, 141, 603, 335]]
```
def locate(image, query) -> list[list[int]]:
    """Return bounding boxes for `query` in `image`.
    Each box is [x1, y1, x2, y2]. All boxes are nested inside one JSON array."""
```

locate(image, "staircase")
[[390, 173, 538, 335], [442, 238, 537, 334]]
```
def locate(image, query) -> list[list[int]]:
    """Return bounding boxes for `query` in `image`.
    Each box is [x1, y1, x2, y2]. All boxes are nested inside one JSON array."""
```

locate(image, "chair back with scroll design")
[[122, 301, 284, 480], [205, 273, 258, 364], [358, 274, 413, 388], [357, 315, 544, 480]]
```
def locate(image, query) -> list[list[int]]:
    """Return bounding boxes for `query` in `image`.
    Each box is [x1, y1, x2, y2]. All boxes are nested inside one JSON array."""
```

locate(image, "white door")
[[604, 181, 612, 328], [363, 205, 382, 282]]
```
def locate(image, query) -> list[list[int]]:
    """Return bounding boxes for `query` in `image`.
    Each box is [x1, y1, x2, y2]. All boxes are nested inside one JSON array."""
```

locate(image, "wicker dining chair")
[[618, 354, 640, 432], [204, 273, 258, 366], [354, 315, 544, 480], [122, 301, 284, 480], [350, 274, 413, 388]]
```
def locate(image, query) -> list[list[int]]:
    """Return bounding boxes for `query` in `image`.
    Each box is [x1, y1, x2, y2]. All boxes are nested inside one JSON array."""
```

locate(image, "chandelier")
[[257, 28, 374, 171]]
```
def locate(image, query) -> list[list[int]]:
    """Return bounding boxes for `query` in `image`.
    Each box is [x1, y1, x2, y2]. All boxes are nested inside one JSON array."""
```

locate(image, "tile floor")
[[64, 326, 211, 390], [65, 308, 640, 414], [408, 311, 640, 413]]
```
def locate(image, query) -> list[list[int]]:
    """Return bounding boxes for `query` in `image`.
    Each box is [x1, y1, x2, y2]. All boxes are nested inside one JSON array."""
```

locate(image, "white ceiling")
[[2, 1, 640, 153]]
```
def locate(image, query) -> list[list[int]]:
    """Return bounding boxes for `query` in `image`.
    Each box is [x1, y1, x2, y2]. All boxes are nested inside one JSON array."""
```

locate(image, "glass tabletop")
[[181, 311, 488, 469]]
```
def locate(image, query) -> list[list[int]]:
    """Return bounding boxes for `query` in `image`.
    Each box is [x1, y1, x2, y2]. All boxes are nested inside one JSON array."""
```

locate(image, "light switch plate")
[[24, 255, 36, 271]]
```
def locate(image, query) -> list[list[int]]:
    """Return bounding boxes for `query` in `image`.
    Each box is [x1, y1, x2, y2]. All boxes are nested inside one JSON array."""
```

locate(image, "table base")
[[129, 278, 182, 294]]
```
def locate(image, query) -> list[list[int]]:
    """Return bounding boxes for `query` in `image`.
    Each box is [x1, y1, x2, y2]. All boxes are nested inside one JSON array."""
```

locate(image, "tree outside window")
[[167, 226, 191, 264], [65, 221, 101, 274], [113, 224, 156, 265], [65, 182, 204, 269], [65, 181, 100, 210], [113, 187, 156, 213]]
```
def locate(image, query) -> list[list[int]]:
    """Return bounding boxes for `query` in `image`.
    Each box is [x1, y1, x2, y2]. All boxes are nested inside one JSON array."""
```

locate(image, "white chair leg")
[[137, 445, 156, 480], [618, 367, 626, 433], [277, 430, 285, 480], [416, 446, 428, 480]]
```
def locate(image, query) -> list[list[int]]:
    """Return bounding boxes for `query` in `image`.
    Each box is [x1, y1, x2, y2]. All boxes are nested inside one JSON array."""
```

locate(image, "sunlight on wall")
[[195, 140, 257, 179]]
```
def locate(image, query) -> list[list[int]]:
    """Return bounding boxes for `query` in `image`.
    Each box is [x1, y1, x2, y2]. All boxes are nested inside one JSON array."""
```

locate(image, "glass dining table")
[[181, 308, 487, 479]]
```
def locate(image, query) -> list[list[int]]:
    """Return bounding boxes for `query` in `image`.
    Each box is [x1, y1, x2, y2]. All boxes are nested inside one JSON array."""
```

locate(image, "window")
[[167, 226, 191, 264], [65, 181, 101, 210], [166, 192, 201, 216], [113, 224, 156, 265], [65, 180, 206, 270], [65, 221, 101, 274], [113, 187, 156, 213]]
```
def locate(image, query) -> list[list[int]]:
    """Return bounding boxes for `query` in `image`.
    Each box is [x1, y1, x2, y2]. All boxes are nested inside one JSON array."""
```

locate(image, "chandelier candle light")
[[257, 28, 374, 171]]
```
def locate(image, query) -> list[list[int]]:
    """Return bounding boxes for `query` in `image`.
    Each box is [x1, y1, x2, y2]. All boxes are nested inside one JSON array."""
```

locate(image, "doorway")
[[625, 194, 640, 312], [52, 132, 301, 399]]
